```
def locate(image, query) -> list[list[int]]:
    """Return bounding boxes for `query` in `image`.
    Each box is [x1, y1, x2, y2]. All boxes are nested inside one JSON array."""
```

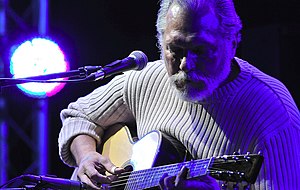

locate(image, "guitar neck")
[[121, 158, 212, 189]]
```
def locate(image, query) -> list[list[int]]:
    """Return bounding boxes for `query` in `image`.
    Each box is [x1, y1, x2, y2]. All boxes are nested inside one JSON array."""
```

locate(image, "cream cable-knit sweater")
[[58, 58, 300, 189]]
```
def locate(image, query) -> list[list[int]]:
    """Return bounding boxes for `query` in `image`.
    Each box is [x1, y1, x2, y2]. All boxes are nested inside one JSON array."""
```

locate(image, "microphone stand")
[[0, 65, 103, 88]]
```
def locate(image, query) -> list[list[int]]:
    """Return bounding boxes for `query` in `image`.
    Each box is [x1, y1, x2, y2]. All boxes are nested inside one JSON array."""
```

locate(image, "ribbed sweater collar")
[[183, 57, 253, 105]]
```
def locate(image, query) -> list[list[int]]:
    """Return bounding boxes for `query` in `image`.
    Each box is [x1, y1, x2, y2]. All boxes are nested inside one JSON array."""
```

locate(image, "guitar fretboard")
[[123, 158, 212, 190]]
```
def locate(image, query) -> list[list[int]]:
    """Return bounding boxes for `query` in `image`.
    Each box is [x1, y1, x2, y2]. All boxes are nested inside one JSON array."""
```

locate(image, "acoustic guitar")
[[73, 126, 263, 190]]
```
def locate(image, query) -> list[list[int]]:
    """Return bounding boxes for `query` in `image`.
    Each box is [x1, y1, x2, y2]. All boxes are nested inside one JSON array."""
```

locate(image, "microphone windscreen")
[[129, 50, 148, 70]]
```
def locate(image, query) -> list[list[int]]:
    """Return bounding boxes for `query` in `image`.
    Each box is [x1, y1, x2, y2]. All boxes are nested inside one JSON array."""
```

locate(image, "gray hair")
[[156, 0, 242, 52]]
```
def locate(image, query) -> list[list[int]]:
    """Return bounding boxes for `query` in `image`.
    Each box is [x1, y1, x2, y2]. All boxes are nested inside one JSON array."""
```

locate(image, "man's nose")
[[179, 51, 195, 72], [179, 57, 187, 72]]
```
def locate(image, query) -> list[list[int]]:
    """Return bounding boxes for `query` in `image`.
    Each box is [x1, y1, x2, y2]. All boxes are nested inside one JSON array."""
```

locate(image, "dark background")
[[0, 0, 299, 183]]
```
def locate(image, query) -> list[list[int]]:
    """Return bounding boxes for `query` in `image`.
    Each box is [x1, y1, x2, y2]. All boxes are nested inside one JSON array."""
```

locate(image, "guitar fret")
[[125, 159, 211, 189]]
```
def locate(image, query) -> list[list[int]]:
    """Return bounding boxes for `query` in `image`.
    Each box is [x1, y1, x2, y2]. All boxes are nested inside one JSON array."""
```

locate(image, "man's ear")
[[232, 32, 241, 50], [230, 34, 239, 58], [232, 36, 238, 50]]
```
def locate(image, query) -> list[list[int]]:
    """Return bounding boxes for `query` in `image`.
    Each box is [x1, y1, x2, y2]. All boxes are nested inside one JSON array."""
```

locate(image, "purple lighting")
[[9, 37, 69, 98]]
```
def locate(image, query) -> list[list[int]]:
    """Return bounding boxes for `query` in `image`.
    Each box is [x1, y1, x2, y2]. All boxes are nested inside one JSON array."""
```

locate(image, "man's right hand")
[[70, 135, 125, 189], [76, 151, 124, 189]]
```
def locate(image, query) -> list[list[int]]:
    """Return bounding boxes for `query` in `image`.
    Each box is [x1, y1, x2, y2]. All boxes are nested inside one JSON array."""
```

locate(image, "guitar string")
[[105, 169, 214, 189], [106, 167, 176, 189], [105, 168, 243, 190], [102, 161, 222, 189], [102, 169, 239, 189], [108, 159, 235, 180]]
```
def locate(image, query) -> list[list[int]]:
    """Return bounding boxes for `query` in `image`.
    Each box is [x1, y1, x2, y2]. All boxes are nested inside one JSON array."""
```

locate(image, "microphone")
[[88, 50, 148, 81], [21, 174, 88, 190]]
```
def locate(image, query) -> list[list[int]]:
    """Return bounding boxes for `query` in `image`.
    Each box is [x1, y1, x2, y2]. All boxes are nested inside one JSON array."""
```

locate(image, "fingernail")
[[112, 166, 117, 174]]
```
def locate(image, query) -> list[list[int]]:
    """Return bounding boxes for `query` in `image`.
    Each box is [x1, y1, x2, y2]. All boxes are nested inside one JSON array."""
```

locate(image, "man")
[[58, 0, 300, 189]]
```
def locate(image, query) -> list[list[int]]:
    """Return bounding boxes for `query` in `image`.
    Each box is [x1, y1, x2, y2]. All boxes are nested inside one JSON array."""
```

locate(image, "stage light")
[[9, 37, 69, 98]]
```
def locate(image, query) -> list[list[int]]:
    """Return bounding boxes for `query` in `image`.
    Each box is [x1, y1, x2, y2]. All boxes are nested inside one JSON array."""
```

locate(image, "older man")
[[58, 0, 300, 189]]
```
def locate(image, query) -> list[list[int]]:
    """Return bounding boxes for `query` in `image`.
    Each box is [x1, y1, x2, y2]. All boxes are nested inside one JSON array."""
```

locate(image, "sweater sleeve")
[[58, 73, 135, 167], [250, 68, 300, 189], [254, 124, 300, 189]]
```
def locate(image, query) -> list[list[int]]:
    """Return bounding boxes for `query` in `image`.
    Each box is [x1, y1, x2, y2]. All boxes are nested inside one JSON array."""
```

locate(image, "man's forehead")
[[166, 4, 219, 33]]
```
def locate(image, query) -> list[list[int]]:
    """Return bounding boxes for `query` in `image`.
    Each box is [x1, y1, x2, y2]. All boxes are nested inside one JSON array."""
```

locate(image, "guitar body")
[[102, 126, 186, 172]]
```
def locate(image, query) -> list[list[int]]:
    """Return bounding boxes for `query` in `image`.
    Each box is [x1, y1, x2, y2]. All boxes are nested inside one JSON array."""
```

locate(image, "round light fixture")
[[10, 37, 69, 98]]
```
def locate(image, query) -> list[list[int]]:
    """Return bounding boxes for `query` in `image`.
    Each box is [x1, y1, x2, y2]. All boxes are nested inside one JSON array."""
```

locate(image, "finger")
[[78, 173, 101, 190], [85, 165, 111, 184], [159, 173, 168, 189], [107, 174, 118, 182], [164, 175, 176, 189], [175, 166, 189, 186], [95, 164, 106, 175], [100, 159, 125, 175], [109, 166, 125, 175]]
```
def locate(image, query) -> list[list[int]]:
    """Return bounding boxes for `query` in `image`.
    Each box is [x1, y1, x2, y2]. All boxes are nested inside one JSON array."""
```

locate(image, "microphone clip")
[[78, 66, 103, 78]]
